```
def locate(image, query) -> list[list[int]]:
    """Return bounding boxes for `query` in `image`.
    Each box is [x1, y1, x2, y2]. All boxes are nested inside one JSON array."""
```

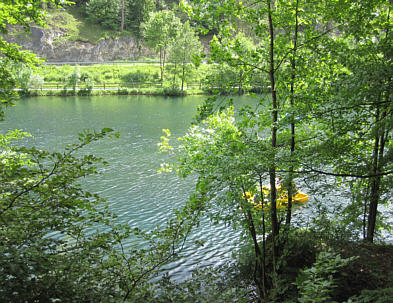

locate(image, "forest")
[[1, 0, 393, 302]]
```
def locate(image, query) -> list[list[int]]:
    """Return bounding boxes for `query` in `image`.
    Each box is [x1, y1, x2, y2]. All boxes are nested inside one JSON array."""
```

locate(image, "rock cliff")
[[6, 26, 153, 62]]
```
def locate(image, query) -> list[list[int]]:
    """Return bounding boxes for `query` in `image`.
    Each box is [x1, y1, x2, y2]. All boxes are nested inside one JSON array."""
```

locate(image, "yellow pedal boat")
[[244, 186, 309, 210], [278, 191, 309, 204]]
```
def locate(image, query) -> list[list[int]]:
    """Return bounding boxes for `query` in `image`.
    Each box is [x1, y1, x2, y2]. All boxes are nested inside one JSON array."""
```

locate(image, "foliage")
[[0, 0, 70, 119], [168, 21, 202, 90], [36, 62, 209, 88], [0, 127, 208, 301], [85, 0, 122, 30], [83, 0, 155, 34], [162, 87, 187, 96], [151, 266, 252, 303], [125, 0, 155, 36], [12, 63, 44, 95], [295, 250, 357, 303], [348, 288, 393, 303], [141, 10, 182, 82], [0, 129, 128, 301], [202, 62, 240, 94], [45, 8, 81, 42], [51, 6, 126, 43], [122, 69, 152, 83], [159, 106, 277, 298], [174, 0, 393, 301], [141, 10, 181, 53], [77, 78, 94, 95], [67, 66, 81, 91]]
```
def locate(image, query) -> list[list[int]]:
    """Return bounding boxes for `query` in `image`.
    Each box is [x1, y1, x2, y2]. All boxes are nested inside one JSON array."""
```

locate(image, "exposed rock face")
[[6, 26, 152, 62]]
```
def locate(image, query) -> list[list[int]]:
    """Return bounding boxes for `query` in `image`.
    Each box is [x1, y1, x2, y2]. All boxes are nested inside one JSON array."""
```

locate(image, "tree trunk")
[[367, 136, 381, 242], [258, 175, 268, 299], [366, 108, 387, 242], [181, 62, 185, 91], [366, 2, 390, 243], [242, 182, 266, 301], [267, 0, 279, 284], [172, 63, 177, 88], [285, 0, 299, 227], [162, 49, 166, 85], [159, 48, 164, 85], [121, 0, 125, 31], [245, 208, 265, 301]]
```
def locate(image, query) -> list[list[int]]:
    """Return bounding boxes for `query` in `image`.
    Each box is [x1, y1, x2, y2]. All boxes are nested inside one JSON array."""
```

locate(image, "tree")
[[85, 0, 122, 30], [126, 0, 155, 36], [159, 108, 278, 299], [178, 0, 393, 300], [181, 0, 337, 296], [121, 0, 125, 31], [305, 1, 393, 242], [0, 0, 62, 118], [168, 21, 202, 90], [141, 10, 182, 83]]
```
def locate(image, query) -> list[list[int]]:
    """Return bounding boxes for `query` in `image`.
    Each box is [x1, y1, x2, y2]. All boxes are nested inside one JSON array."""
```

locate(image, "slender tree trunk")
[[245, 208, 265, 302], [242, 184, 266, 302], [286, 0, 299, 227], [162, 48, 166, 84], [366, 108, 387, 242], [172, 63, 177, 88], [363, 182, 370, 240], [367, 138, 381, 242], [159, 49, 163, 84], [181, 62, 185, 91], [238, 69, 243, 95], [181, 46, 186, 91], [267, 0, 279, 286], [121, 0, 125, 31], [366, 3, 390, 243], [258, 175, 267, 299]]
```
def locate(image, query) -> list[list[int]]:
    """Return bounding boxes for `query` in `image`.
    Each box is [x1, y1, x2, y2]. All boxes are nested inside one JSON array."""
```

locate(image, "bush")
[[162, 87, 187, 96], [348, 287, 393, 303], [78, 80, 94, 96], [122, 70, 151, 83], [295, 249, 357, 303], [117, 88, 129, 95]]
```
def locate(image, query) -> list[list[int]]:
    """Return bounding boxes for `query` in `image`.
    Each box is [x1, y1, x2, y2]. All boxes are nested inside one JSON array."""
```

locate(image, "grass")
[[44, 8, 80, 43], [36, 62, 209, 89], [29, 61, 266, 96], [45, 6, 128, 44]]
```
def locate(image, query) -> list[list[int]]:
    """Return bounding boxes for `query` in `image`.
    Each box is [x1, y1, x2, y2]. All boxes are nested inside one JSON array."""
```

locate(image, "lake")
[[0, 95, 254, 278], [1, 95, 390, 279]]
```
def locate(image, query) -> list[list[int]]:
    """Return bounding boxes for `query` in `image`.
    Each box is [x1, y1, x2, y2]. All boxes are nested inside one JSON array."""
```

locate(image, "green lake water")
[[2, 95, 390, 278], [0, 95, 254, 278]]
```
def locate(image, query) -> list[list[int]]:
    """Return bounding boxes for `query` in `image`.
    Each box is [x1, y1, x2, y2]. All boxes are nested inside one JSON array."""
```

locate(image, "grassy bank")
[[31, 62, 212, 95], [24, 87, 205, 97]]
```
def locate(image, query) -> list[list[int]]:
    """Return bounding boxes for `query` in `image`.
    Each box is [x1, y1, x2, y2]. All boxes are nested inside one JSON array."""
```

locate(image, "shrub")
[[122, 70, 151, 83], [161, 87, 186, 96], [295, 249, 357, 303]]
